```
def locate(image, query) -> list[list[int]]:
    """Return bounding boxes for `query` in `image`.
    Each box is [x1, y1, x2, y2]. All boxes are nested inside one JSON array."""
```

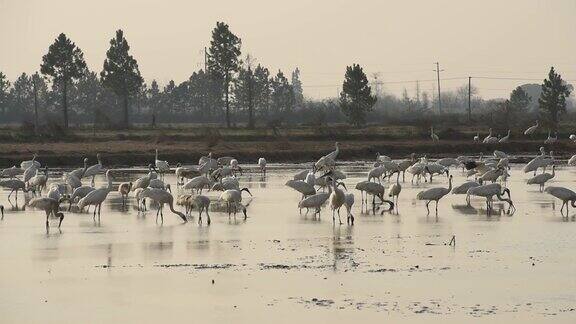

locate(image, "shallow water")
[[1, 164, 576, 323]]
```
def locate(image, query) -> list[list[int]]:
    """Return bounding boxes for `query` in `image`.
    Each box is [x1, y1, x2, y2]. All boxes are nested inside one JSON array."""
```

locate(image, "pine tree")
[[207, 22, 241, 127], [40, 33, 87, 128], [270, 70, 295, 122], [100, 30, 143, 128], [291, 68, 304, 107], [0, 72, 10, 117], [539, 67, 572, 130], [339, 64, 376, 127]]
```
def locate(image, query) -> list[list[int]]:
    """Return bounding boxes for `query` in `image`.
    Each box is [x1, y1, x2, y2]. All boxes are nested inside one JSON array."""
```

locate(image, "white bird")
[[396, 153, 417, 182], [493, 150, 508, 159], [181, 195, 211, 225], [27, 197, 64, 229], [367, 166, 386, 183], [431, 127, 439, 142], [545, 186, 576, 216], [70, 158, 89, 179], [479, 167, 505, 183], [298, 192, 330, 215], [155, 149, 170, 178], [568, 155, 576, 166], [258, 157, 267, 176], [323, 174, 347, 224], [118, 182, 132, 206], [217, 156, 235, 166], [452, 179, 483, 195], [499, 130, 510, 143], [527, 165, 555, 191], [28, 167, 48, 194], [544, 131, 557, 144], [524, 149, 553, 174], [183, 175, 212, 193], [483, 129, 499, 144], [343, 193, 355, 224], [406, 161, 429, 184], [68, 186, 95, 210], [285, 179, 316, 200], [524, 120, 539, 135], [219, 188, 252, 219], [23, 164, 38, 184], [473, 132, 480, 142], [293, 169, 311, 181], [174, 164, 201, 185], [84, 153, 105, 186], [376, 153, 392, 162], [570, 134, 576, 142], [77, 170, 113, 219], [388, 171, 402, 206], [1, 166, 24, 178], [199, 153, 218, 171], [140, 188, 187, 223], [0, 178, 28, 201], [149, 178, 171, 192], [416, 175, 452, 215], [132, 164, 157, 191], [437, 158, 460, 169], [466, 183, 514, 212], [20, 153, 40, 170], [229, 159, 242, 175], [315, 142, 339, 171], [355, 181, 394, 210]]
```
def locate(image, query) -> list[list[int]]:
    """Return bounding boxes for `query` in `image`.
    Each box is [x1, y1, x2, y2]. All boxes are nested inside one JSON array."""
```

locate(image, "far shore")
[[0, 138, 571, 168]]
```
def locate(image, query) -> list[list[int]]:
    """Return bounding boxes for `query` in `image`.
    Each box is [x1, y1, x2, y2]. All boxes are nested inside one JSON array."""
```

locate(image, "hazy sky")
[[1, 0, 575, 99]]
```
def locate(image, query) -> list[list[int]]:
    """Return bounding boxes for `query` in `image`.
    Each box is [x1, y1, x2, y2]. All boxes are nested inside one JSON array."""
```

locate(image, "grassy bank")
[[1, 124, 574, 167]]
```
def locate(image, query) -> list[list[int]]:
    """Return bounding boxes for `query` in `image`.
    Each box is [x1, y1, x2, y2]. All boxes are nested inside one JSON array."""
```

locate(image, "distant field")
[[0, 123, 573, 167]]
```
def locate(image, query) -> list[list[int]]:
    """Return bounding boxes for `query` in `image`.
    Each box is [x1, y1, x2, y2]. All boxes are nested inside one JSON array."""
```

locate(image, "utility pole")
[[468, 76, 472, 122], [434, 62, 443, 113]]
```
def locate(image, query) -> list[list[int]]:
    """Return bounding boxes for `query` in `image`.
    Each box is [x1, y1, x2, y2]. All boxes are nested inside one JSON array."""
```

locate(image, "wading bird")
[[77, 170, 113, 219], [258, 157, 267, 176], [524, 120, 539, 135], [354, 181, 394, 211], [219, 188, 252, 219], [527, 165, 555, 191], [545, 186, 576, 216], [84, 153, 105, 186], [544, 131, 557, 145], [388, 171, 402, 207], [499, 130, 510, 143], [431, 127, 439, 142], [466, 183, 514, 213], [140, 188, 187, 223], [155, 149, 170, 178], [0, 178, 28, 201], [68, 186, 95, 211], [21, 153, 40, 170], [28, 197, 64, 229], [416, 175, 452, 215], [118, 182, 132, 206]]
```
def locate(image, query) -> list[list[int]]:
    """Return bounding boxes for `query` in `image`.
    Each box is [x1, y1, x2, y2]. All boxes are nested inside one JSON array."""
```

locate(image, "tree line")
[[0, 22, 572, 131]]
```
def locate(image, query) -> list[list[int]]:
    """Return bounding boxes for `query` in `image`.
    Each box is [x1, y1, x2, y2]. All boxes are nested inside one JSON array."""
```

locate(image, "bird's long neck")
[[106, 174, 112, 190], [447, 177, 452, 191], [168, 199, 187, 222], [155, 150, 158, 160], [396, 172, 400, 184]]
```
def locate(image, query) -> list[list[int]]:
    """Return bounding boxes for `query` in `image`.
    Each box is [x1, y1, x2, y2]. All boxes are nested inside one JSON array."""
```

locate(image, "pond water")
[[1, 163, 575, 323]]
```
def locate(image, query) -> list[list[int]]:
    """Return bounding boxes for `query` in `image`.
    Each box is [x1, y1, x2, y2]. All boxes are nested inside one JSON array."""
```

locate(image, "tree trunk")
[[247, 73, 254, 129], [123, 94, 129, 128], [225, 74, 231, 128], [62, 80, 68, 128], [33, 78, 39, 134]]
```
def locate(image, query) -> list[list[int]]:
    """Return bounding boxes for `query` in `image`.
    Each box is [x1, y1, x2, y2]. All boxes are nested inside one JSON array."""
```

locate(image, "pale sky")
[[1, 0, 575, 99]]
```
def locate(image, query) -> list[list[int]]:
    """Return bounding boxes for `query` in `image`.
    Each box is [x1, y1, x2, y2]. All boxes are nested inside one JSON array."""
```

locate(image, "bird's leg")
[[45, 210, 50, 228], [435, 200, 439, 215], [206, 208, 211, 225], [332, 209, 335, 223], [337, 208, 342, 225], [425, 201, 430, 215]]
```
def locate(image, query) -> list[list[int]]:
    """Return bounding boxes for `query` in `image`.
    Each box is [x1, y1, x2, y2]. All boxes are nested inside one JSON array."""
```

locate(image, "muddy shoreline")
[[0, 139, 572, 167]]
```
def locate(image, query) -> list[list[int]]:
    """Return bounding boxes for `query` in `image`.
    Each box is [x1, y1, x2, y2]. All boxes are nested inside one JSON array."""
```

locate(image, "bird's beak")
[[337, 182, 347, 190]]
